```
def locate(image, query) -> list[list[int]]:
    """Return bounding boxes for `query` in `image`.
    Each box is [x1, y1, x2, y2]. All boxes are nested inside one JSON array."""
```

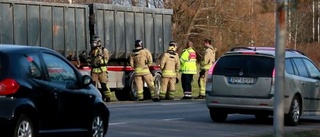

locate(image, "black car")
[[0, 44, 109, 137]]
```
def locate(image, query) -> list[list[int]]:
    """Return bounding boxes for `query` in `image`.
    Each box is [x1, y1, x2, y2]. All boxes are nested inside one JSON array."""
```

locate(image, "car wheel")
[[254, 113, 269, 120], [90, 112, 107, 137], [13, 114, 34, 137], [285, 96, 301, 126], [209, 108, 228, 122]]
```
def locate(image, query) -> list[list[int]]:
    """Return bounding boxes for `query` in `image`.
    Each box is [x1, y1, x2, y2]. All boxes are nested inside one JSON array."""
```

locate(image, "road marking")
[[108, 102, 204, 108], [162, 118, 184, 121], [109, 122, 127, 125]]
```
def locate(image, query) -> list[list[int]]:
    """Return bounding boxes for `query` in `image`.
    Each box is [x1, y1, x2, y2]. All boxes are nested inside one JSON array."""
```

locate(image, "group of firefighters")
[[80, 35, 217, 102]]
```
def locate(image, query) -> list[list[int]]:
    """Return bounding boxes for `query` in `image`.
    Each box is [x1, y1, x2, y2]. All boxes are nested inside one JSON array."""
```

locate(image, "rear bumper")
[[0, 118, 15, 135], [0, 98, 23, 135], [206, 95, 274, 110], [206, 94, 291, 114]]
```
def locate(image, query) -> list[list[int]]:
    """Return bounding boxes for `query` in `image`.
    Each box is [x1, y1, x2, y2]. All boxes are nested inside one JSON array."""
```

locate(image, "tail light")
[[207, 62, 217, 82], [0, 79, 20, 96], [271, 69, 275, 85]]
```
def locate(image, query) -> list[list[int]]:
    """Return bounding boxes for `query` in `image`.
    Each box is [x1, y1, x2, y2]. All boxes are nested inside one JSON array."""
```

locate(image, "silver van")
[[206, 47, 320, 126]]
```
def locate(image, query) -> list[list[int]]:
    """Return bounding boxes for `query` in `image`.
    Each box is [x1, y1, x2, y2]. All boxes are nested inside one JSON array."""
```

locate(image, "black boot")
[[181, 96, 192, 99], [152, 97, 161, 102], [194, 95, 206, 99], [104, 97, 111, 102]]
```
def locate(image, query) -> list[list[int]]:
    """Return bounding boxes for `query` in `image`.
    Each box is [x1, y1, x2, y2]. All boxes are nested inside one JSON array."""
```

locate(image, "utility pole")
[[274, 0, 287, 137]]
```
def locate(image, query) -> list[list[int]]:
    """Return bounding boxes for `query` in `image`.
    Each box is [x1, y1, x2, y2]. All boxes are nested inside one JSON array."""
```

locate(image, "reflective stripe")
[[185, 60, 196, 62], [100, 66, 107, 72], [162, 70, 176, 77], [100, 58, 108, 72], [134, 67, 150, 74], [92, 68, 102, 73], [180, 70, 197, 73], [200, 64, 212, 70], [168, 90, 175, 97]]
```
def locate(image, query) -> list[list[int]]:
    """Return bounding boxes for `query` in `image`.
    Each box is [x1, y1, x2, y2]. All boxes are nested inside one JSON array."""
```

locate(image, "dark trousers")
[[181, 74, 193, 93]]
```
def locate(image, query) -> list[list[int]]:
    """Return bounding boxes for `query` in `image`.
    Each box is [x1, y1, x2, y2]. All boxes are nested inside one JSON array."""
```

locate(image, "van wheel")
[[89, 112, 107, 137], [209, 108, 228, 122], [14, 114, 34, 137], [285, 96, 301, 126]]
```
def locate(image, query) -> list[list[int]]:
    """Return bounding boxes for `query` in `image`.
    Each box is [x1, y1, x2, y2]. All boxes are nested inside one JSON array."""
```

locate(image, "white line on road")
[[109, 122, 127, 126], [108, 102, 204, 108], [162, 118, 184, 121]]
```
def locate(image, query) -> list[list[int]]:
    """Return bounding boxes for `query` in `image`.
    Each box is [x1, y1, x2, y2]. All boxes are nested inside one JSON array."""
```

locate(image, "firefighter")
[[90, 35, 111, 102], [196, 39, 217, 99], [129, 40, 159, 102], [180, 40, 197, 99], [159, 41, 180, 100]]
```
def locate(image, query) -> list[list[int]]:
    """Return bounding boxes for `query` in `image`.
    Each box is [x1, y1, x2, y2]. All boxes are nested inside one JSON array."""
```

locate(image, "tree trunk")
[[132, 0, 137, 6], [183, 0, 202, 43]]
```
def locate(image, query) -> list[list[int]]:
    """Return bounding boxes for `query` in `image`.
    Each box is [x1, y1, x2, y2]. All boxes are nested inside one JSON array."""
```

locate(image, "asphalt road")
[[107, 99, 320, 137]]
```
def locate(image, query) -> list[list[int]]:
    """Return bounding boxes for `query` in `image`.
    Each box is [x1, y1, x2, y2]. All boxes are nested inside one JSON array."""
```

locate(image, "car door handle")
[[316, 83, 320, 87], [301, 81, 305, 85], [50, 89, 59, 98]]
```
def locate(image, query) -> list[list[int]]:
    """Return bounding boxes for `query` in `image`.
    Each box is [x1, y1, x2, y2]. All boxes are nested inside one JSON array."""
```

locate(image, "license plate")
[[229, 77, 254, 84]]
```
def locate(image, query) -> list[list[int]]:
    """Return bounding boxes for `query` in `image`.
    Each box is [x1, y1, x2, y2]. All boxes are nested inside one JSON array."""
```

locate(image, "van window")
[[213, 55, 274, 77]]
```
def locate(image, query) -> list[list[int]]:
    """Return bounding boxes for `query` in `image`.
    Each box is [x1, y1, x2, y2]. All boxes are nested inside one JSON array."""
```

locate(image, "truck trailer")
[[0, 0, 173, 101]]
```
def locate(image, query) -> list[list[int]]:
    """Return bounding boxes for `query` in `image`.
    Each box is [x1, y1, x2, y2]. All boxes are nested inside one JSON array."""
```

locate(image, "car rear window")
[[213, 55, 274, 77]]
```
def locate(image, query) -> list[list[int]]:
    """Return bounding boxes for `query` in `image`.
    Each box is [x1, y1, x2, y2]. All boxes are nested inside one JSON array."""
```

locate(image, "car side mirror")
[[82, 75, 92, 87]]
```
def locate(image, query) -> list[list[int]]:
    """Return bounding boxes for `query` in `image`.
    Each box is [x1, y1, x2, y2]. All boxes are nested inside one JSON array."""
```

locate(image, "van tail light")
[[0, 79, 20, 95], [207, 62, 217, 82], [271, 69, 275, 85]]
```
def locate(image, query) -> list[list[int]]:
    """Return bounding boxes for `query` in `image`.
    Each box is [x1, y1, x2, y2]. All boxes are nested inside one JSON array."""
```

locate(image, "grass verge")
[[110, 74, 201, 101]]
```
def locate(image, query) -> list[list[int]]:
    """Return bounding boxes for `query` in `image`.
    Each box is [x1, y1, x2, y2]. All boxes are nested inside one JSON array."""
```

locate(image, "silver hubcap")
[[17, 121, 32, 137], [155, 78, 161, 95], [92, 116, 104, 137], [292, 99, 300, 122]]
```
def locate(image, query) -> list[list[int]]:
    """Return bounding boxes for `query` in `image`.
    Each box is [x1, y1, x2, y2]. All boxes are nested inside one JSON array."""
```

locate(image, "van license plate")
[[229, 77, 254, 84]]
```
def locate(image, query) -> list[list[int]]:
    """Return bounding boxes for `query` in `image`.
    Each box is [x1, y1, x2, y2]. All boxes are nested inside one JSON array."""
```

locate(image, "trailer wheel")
[[128, 79, 152, 100], [129, 78, 138, 101], [126, 72, 162, 101], [114, 90, 130, 101], [142, 73, 161, 100], [154, 73, 161, 98]]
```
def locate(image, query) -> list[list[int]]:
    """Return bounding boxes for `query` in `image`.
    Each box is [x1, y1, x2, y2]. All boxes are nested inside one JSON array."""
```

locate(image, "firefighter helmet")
[[135, 39, 143, 47], [91, 35, 101, 47]]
